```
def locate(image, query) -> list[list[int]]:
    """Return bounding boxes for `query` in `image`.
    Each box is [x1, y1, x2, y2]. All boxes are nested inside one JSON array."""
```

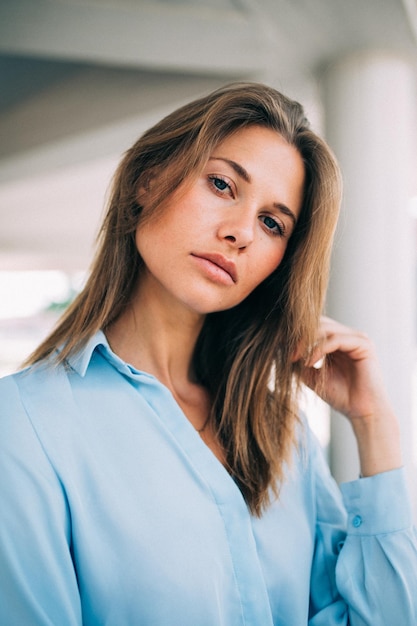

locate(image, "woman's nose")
[[216, 208, 255, 250]]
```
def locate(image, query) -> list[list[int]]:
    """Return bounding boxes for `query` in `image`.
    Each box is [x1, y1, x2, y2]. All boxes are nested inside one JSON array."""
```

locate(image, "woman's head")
[[100, 82, 341, 347], [134, 125, 305, 317]]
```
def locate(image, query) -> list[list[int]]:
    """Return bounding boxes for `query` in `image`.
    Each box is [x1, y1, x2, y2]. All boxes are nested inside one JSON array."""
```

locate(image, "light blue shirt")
[[1, 331, 416, 625]]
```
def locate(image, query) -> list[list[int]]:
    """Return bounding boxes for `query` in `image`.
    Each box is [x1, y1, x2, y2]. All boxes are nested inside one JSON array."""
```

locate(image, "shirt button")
[[352, 514, 362, 528]]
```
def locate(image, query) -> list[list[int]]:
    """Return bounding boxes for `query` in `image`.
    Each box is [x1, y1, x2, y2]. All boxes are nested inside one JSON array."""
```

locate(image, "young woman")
[[0, 83, 416, 625]]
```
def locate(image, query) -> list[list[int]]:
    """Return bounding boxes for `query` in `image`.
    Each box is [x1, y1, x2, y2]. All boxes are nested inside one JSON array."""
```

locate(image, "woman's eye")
[[208, 176, 233, 195], [261, 215, 285, 237]]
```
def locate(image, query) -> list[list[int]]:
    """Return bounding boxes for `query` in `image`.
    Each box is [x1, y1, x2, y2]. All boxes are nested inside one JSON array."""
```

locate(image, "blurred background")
[[0, 0, 416, 511]]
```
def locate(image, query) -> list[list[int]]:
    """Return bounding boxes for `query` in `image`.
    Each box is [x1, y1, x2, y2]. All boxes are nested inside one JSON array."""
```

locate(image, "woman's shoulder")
[[1, 358, 68, 394], [0, 359, 74, 433], [0, 330, 108, 405], [0, 364, 49, 405], [0, 370, 23, 414]]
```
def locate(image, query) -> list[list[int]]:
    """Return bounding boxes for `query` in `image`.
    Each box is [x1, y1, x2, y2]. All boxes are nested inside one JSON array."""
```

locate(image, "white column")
[[322, 52, 417, 513]]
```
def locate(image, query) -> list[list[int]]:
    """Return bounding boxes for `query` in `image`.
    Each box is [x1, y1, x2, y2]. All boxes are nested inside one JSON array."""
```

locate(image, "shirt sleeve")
[[0, 376, 82, 626], [308, 428, 417, 625]]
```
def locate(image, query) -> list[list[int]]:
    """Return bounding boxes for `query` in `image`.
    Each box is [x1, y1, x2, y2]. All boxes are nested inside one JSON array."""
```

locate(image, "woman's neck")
[[106, 282, 205, 394]]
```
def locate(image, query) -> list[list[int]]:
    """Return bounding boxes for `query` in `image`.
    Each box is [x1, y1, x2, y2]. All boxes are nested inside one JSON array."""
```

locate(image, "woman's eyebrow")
[[209, 156, 298, 226], [275, 203, 297, 227], [209, 157, 251, 183]]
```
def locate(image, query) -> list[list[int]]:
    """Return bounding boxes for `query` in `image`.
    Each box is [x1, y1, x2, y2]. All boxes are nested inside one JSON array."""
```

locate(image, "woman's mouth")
[[191, 253, 237, 285]]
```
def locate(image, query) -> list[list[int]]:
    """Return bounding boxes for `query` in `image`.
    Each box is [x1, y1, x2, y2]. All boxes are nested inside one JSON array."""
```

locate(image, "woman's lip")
[[191, 253, 238, 283]]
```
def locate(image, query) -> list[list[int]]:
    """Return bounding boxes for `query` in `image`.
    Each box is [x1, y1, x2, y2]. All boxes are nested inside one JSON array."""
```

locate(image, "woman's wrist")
[[351, 411, 403, 477]]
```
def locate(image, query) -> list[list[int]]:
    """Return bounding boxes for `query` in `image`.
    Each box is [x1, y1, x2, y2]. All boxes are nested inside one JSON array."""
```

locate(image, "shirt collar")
[[65, 330, 155, 383], [65, 330, 109, 377]]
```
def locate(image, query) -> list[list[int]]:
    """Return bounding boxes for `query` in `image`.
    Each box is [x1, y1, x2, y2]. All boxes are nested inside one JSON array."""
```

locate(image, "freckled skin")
[[135, 126, 305, 316]]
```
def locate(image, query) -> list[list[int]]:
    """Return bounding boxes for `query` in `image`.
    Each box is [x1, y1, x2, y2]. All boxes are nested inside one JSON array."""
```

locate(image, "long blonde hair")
[[26, 83, 342, 515]]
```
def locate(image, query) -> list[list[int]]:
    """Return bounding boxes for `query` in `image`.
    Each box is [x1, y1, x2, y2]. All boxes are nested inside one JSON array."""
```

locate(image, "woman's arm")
[[0, 376, 82, 626], [302, 317, 417, 624]]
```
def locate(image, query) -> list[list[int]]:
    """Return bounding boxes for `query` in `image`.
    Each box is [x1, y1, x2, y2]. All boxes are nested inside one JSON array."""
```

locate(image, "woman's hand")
[[301, 316, 403, 477]]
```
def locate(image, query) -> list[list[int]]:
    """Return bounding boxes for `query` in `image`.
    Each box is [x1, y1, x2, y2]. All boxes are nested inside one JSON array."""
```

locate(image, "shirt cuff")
[[340, 467, 413, 535]]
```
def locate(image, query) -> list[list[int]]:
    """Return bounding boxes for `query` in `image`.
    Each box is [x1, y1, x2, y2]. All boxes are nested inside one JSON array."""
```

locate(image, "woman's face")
[[135, 125, 305, 316]]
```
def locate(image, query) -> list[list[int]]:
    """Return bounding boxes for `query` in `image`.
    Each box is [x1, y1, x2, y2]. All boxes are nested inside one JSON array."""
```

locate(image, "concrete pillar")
[[322, 52, 417, 513]]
